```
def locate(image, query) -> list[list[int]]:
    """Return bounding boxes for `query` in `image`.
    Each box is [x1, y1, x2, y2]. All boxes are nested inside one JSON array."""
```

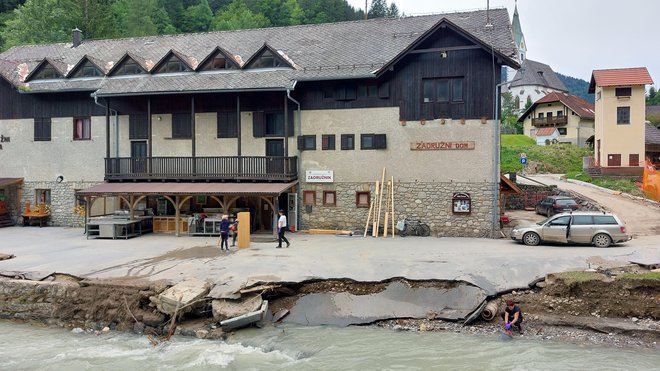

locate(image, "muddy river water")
[[1, 322, 658, 370]]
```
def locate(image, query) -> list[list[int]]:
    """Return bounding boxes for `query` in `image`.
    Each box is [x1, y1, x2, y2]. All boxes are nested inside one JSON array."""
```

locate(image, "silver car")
[[511, 211, 631, 248]]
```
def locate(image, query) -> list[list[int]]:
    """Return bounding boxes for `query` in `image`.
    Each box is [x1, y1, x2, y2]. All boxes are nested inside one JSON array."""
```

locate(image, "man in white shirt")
[[277, 209, 290, 248]]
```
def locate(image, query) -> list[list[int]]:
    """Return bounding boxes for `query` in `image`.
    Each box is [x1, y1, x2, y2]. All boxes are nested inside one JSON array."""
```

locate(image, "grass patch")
[[617, 272, 660, 280], [564, 174, 645, 197], [501, 135, 592, 173], [552, 271, 603, 284]]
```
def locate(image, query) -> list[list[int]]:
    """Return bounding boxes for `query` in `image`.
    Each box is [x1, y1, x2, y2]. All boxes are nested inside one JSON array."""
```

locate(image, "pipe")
[[481, 300, 500, 321], [287, 84, 301, 230], [92, 92, 119, 157]]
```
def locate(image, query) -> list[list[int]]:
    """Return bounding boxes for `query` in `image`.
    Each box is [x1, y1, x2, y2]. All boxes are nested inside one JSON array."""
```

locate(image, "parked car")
[[535, 196, 579, 216], [511, 211, 630, 248]]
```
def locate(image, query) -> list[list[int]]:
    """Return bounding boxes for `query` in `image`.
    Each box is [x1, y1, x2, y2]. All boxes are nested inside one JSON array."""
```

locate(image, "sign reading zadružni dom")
[[410, 141, 475, 150]]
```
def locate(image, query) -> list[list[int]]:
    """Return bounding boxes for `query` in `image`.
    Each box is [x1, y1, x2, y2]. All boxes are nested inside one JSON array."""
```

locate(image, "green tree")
[[0, 0, 26, 12], [368, 0, 388, 18], [1, 0, 80, 48], [387, 2, 399, 17], [524, 95, 533, 110], [112, 0, 159, 37], [75, 0, 118, 40], [501, 91, 522, 133], [180, 0, 213, 32], [211, 0, 270, 31], [648, 87, 660, 106], [152, 6, 177, 34]]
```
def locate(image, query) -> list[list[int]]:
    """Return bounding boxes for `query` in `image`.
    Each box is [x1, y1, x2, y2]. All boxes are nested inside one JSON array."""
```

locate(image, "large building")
[[588, 67, 654, 175], [0, 9, 518, 238]]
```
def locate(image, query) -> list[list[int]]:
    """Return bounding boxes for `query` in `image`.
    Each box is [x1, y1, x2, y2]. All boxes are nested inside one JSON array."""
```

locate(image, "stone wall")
[[299, 181, 497, 238], [504, 184, 556, 210], [21, 181, 101, 227]]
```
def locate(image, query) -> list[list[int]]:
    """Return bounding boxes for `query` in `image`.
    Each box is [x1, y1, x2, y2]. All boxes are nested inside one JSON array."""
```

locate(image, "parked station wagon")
[[511, 211, 630, 248]]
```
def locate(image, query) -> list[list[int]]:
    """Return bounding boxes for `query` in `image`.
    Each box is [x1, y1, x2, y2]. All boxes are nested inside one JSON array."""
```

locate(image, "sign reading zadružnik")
[[410, 141, 475, 150], [306, 170, 334, 183]]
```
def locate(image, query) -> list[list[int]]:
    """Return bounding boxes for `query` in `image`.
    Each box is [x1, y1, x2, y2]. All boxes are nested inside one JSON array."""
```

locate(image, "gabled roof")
[[517, 92, 595, 122], [646, 123, 660, 145], [242, 43, 295, 70], [66, 54, 108, 77], [107, 52, 150, 76], [509, 59, 566, 91], [511, 3, 524, 48], [0, 8, 517, 96], [151, 49, 196, 73], [24, 58, 67, 82], [588, 67, 654, 93], [197, 46, 241, 70], [535, 127, 558, 136]]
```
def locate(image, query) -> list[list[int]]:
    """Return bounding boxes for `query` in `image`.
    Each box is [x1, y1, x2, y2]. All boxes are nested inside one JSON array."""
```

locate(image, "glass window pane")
[[452, 79, 463, 101], [437, 80, 449, 102], [423, 80, 433, 102]]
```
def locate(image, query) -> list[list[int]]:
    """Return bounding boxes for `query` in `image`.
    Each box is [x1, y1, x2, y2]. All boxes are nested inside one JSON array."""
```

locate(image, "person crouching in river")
[[501, 299, 523, 334]]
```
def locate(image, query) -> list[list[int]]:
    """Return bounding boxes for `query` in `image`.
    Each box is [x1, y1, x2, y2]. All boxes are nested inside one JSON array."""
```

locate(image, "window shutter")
[[345, 86, 357, 100], [228, 111, 238, 138], [297, 136, 304, 150], [253, 111, 264, 137], [374, 134, 387, 149], [378, 82, 390, 98], [341, 134, 348, 150]]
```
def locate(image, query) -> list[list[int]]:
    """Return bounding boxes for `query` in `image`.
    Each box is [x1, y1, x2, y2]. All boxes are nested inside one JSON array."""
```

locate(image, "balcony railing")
[[532, 116, 567, 126], [105, 156, 298, 182]]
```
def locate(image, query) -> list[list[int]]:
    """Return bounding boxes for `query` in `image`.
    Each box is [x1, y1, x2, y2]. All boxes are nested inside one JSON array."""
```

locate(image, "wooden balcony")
[[532, 116, 567, 126], [105, 156, 298, 182]]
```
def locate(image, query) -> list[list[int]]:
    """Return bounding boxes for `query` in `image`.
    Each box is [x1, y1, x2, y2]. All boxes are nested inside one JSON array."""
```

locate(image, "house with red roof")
[[517, 92, 595, 147], [588, 67, 654, 175]]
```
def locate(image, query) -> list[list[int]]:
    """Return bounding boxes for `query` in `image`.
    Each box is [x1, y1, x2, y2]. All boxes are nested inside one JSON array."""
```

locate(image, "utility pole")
[[365, 0, 368, 20]]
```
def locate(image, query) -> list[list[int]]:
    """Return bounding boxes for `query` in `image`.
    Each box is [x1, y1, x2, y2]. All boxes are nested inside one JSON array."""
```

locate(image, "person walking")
[[230, 216, 239, 247], [218, 215, 236, 251], [276, 209, 290, 248]]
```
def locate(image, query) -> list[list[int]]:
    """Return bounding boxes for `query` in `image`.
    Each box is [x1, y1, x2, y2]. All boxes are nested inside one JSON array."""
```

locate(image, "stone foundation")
[[299, 181, 497, 238]]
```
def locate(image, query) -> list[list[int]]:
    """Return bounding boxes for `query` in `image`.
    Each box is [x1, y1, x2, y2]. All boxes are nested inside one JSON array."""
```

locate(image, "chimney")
[[72, 28, 82, 47]]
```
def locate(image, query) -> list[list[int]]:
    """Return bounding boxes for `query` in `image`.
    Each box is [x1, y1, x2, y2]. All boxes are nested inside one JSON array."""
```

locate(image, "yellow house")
[[518, 92, 594, 147], [588, 67, 654, 175]]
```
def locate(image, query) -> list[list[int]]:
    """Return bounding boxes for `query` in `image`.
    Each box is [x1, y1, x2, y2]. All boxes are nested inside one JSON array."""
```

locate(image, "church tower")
[[505, 0, 526, 83]]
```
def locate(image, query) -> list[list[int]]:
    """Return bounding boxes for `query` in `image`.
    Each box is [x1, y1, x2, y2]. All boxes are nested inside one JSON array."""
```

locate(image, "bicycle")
[[395, 218, 431, 237]]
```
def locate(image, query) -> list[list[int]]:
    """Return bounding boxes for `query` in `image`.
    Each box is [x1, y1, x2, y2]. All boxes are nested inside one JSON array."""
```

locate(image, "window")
[[71, 61, 103, 78], [341, 134, 355, 150], [322, 134, 335, 150], [265, 113, 285, 136], [207, 56, 233, 70], [571, 215, 593, 225], [629, 154, 640, 166], [297, 135, 316, 151], [422, 78, 462, 103], [33, 64, 62, 80], [538, 113, 544, 119], [617, 107, 630, 124], [323, 87, 334, 99], [356, 191, 370, 208], [360, 134, 387, 150], [155, 57, 191, 73], [113, 59, 145, 75], [549, 216, 571, 226], [615, 87, 632, 97], [73, 117, 91, 140], [557, 111, 564, 117], [34, 117, 51, 141], [36, 189, 51, 205], [557, 128, 567, 135], [129, 114, 148, 140], [358, 84, 378, 98], [250, 50, 284, 68], [217, 111, 238, 138], [593, 215, 617, 225], [172, 113, 192, 138], [303, 191, 316, 205], [323, 191, 336, 206]]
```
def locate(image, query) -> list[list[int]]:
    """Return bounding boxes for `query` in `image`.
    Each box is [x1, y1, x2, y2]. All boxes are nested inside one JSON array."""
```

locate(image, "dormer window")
[[154, 56, 191, 74], [33, 64, 63, 80], [198, 47, 239, 71], [70, 61, 103, 78], [253, 50, 282, 68], [112, 59, 145, 76]]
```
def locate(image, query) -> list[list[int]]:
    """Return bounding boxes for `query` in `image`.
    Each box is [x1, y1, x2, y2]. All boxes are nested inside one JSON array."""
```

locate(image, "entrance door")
[[131, 141, 147, 174], [547, 112, 553, 124], [266, 139, 284, 175]]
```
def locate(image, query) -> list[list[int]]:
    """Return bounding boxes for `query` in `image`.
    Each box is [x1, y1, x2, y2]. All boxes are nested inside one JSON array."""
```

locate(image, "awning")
[[0, 178, 23, 187], [77, 181, 297, 196]]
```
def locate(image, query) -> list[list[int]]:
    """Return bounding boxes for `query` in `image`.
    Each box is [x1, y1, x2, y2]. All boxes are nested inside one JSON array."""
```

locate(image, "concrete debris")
[[220, 300, 269, 330], [212, 294, 263, 321], [272, 308, 289, 323], [153, 278, 210, 315]]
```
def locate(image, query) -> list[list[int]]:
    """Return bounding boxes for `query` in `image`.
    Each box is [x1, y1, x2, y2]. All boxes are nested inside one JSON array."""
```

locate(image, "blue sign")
[[520, 158, 527, 165]]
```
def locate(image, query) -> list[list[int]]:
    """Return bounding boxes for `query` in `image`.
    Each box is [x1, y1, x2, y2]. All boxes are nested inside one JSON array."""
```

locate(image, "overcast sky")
[[347, 0, 658, 87]]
